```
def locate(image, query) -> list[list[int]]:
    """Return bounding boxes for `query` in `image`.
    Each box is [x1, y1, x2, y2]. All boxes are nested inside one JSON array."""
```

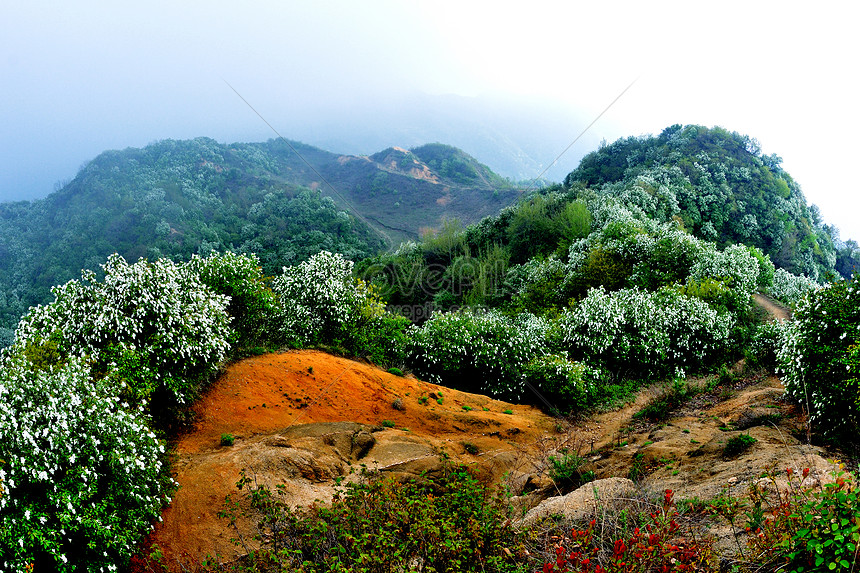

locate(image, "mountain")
[[0, 137, 521, 334]]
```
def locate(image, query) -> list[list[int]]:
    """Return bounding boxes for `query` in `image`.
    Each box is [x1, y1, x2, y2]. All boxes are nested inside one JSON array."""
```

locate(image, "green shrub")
[[347, 311, 410, 367], [547, 450, 593, 488], [220, 433, 235, 447], [778, 276, 860, 441], [406, 309, 551, 401], [723, 434, 757, 457], [219, 466, 520, 572], [748, 468, 860, 573], [186, 251, 279, 348], [381, 420, 395, 428], [521, 353, 598, 415]]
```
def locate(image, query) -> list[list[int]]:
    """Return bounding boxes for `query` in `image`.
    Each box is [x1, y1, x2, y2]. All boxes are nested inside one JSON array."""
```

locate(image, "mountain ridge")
[[0, 136, 522, 333]]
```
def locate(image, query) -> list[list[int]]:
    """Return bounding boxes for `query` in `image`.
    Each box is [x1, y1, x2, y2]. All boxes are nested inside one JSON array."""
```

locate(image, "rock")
[[524, 473, 554, 493], [519, 477, 636, 528], [351, 430, 375, 460]]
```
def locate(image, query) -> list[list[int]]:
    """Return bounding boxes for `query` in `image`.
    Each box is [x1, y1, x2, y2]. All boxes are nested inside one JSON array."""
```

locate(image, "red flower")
[[664, 489, 674, 505], [613, 539, 627, 558]]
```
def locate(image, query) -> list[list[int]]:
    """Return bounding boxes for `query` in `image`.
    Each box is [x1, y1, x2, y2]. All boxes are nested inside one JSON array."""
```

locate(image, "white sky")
[[2, 1, 858, 241]]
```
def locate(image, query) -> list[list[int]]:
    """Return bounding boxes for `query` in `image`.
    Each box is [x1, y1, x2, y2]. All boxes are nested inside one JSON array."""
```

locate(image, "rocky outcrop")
[[518, 477, 636, 528]]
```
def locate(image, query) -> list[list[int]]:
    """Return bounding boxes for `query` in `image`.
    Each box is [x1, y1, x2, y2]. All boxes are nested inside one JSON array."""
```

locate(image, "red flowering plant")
[[747, 467, 860, 573], [538, 490, 715, 573]]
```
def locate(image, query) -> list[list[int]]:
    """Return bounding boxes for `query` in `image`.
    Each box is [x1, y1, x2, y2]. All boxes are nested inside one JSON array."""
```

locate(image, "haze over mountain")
[[3, 3, 858, 242]]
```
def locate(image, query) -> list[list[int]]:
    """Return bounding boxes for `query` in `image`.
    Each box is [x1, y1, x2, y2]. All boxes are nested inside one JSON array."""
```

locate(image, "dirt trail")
[[753, 293, 791, 321]]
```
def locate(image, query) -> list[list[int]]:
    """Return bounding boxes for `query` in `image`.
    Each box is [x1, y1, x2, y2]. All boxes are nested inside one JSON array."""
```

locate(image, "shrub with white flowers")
[[521, 353, 602, 414], [11, 254, 232, 414], [691, 243, 760, 297], [0, 355, 170, 572], [768, 267, 821, 307], [554, 286, 733, 379], [185, 251, 279, 347], [777, 276, 860, 440], [406, 309, 551, 401], [271, 250, 386, 348], [747, 318, 790, 369]]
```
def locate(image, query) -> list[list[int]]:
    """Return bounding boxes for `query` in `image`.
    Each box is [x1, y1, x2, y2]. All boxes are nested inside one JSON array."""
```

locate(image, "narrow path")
[[753, 293, 791, 321]]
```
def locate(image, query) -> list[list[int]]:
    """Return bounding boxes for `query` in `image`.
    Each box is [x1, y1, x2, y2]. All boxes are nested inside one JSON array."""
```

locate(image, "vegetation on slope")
[[565, 124, 860, 281]]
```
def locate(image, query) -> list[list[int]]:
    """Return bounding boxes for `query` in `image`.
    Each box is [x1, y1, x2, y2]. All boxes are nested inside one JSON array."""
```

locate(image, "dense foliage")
[[553, 286, 732, 380], [0, 356, 170, 572], [217, 466, 520, 573], [565, 125, 860, 282], [777, 275, 860, 441], [11, 254, 233, 422], [406, 309, 552, 401]]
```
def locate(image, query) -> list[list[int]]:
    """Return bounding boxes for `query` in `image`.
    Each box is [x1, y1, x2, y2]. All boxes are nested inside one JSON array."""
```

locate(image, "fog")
[[2, 1, 858, 240]]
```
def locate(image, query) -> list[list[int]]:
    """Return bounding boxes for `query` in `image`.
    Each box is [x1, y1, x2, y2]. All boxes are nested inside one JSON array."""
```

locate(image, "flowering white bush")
[[521, 353, 601, 414], [691, 243, 760, 297], [768, 267, 821, 307], [185, 251, 278, 346], [12, 254, 232, 408], [0, 355, 169, 572], [554, 286, 732, 378], [777, 277, 860, 439], [406, 309, 551, 401], [748, 318, 790, 368], [271, 250, 384, 346]]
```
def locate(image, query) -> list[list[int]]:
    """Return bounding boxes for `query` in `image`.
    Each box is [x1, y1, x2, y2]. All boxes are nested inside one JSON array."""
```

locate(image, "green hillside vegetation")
[[0, 138, 521, 339], [2, 125, 860, 571], [565, 124, 860, 281]]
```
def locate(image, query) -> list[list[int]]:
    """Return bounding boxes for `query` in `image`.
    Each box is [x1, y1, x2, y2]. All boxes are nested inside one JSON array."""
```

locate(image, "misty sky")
[[2, 1, 858, 241]]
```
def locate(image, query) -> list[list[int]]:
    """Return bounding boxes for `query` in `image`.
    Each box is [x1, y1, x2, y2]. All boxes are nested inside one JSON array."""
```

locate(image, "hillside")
[[0, 137, 521, 334], [564, 124, 859, 281], [137, 349, 836, 570]]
